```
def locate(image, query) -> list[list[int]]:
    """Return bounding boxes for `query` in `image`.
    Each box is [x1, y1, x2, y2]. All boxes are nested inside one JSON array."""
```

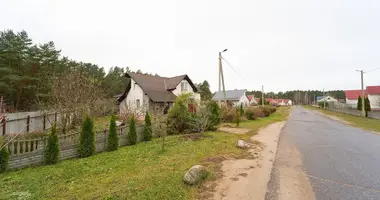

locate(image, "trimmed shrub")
[[206, 101, 220, 130], [142, 112, 153, 141], [262, 107, 272, 117], [220, 105, 237, 122], [244, 107, 258, 120], [78, 116, 95, 158], [0, 138, 10, 173], [167, 94, 193, 135], [44, 124, 60, 165], [107, 115, 119, 151], [128, 115, 137, 145]]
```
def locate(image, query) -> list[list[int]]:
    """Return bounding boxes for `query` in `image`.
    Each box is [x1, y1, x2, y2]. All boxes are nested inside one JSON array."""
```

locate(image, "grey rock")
[[183, 165, 208, 185], [236, 139, 250, 148]]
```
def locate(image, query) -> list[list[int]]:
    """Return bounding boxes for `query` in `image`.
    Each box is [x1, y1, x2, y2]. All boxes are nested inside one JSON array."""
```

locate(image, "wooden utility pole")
[[360, 70, 365, 116], [218, 50, 227, 105], [323, 88, 326, 109], [262, 85, 264, 106]]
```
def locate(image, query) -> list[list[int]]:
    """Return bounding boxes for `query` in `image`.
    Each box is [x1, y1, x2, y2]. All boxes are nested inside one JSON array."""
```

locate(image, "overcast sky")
[[1, 0, 379, 92]]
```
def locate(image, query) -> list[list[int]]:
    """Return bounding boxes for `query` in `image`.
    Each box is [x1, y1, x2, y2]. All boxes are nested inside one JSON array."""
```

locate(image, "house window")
[[181, 82, 187, 91], [136, 99, 140, 108]]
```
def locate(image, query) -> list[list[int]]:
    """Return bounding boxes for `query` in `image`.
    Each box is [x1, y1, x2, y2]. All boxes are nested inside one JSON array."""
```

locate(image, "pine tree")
[[0, 138, 10, 173], [240, 104, 244, 115], [142, 112, 152, 141], [107, 115, 119, 151], [357, 96, 362, 111], [365, 97, 371, 117], [78, 116, 95, 157], [44, 124, 60, 164], [128, 115, 137, 145]]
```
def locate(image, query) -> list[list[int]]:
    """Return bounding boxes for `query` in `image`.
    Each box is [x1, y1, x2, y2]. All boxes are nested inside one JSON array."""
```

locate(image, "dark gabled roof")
[[117, 72, 198, 103], [212, 89, 247, 101]]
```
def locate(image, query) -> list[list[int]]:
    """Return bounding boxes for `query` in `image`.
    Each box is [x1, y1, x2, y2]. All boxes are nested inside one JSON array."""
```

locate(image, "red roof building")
[[344, 90, 367, 100], [366, 86, 380, 95]]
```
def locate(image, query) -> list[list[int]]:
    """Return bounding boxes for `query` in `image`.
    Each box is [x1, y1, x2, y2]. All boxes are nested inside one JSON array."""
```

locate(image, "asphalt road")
[[268, 106, 380, 200]]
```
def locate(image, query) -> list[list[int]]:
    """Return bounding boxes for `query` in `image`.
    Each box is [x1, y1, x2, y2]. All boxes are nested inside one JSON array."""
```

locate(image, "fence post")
[[1, 117, 5, 136], [27, 115, 30, 133], [43, 114, 46, 131]]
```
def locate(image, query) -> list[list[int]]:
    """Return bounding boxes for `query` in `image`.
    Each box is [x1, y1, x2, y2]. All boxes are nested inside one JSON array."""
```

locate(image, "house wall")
[[171, 79, 201, 101], [346, 99, 358, 108], [119, 79, 149, 115], [368, 94, 380, 109], [239, 95, 250, 106]]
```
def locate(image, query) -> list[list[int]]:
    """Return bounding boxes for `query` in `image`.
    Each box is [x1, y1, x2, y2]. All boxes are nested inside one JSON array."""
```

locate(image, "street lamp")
[[218, 49, 228, 105]]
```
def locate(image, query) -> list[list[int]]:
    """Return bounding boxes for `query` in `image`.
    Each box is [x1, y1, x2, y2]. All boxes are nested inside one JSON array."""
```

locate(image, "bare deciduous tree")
[[47, 71, 110, 133]]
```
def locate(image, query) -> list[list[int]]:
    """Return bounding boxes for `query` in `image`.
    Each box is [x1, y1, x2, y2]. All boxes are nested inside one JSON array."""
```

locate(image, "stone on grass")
[[236, 140, 250, 148], [183, 165, 208, 185]]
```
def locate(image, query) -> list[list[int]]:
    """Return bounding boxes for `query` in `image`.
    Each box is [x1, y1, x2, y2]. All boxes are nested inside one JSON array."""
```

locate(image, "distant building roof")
[[366, 86, 380, 95], [117, 72, 198, 103], [212, 89, 247, 101], [344, 90, 366, 100], [316, 96, 325, 101]]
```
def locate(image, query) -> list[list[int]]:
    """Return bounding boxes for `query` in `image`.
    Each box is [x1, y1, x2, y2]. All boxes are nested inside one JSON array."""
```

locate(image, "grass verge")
[[0, 107, 290, 200], [305, 106, 380, 133]]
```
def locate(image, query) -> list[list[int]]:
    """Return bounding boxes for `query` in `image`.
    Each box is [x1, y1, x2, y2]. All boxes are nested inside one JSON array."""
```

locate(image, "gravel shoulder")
[[209, 121, 285, 200]]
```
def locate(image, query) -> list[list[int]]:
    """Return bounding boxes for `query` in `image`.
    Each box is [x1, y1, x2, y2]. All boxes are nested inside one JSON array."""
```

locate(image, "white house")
[[317, 96, 338, 103], [212, 89, 250, 107], [367, 86, 380, 110], [116, 72, 200, 115], [277, 99, 293, 106], [344, 90, 365, 109], [344, 86, 380, 110], [247, 95, 258, 105]]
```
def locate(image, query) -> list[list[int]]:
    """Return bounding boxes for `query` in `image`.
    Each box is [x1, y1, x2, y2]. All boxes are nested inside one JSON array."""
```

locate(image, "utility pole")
[[218, 49, 227, 106], [313, 94, 316, 105], [323, 88, 326, 109], [262, 85, 264, 106], [359, 70, 365, 116]]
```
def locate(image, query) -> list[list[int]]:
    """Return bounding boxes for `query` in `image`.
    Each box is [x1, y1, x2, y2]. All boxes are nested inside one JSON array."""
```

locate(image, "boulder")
[[183, 165, 208, 185], [236, 140, 250, 148]]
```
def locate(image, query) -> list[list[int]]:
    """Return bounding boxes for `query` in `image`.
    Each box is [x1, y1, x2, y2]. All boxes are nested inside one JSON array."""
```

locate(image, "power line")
[[365, 68, 380, 73], [221, 56, 244, 79]]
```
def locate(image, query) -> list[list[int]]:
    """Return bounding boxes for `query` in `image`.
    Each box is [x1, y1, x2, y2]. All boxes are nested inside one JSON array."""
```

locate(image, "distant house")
[[317, 96, 338, 103], [212, 89, 250, 107], [344, 86, 380, 110], [247, 95, 258, 105], [277, 99, 293, 106], [367, 86, 380, 110], [117, 72, 200, 115], [344, 90, 366, 108]]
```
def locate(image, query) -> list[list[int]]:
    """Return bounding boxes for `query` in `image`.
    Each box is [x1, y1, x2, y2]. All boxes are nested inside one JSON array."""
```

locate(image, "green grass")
[[305, 106, 380, 133], [0, 107, 290, 200]]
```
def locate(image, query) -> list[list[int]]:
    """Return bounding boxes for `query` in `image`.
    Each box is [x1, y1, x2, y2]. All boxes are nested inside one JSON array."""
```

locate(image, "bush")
[[0, 138, 10, 173], [244, 107, 258, 120], [220, 105, 238, 122], [107, 115, 119, 151], [239, 104, 244, 115], [167, 94, 193, 135], [44, 124, 60, 165], [262, 107, 272, 117], [128, 115, 137, 145], [206, 101, 220, 130], [142, 112, 153, 141], [78, 116, 95, 158], [318, 101, 328, 109]]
